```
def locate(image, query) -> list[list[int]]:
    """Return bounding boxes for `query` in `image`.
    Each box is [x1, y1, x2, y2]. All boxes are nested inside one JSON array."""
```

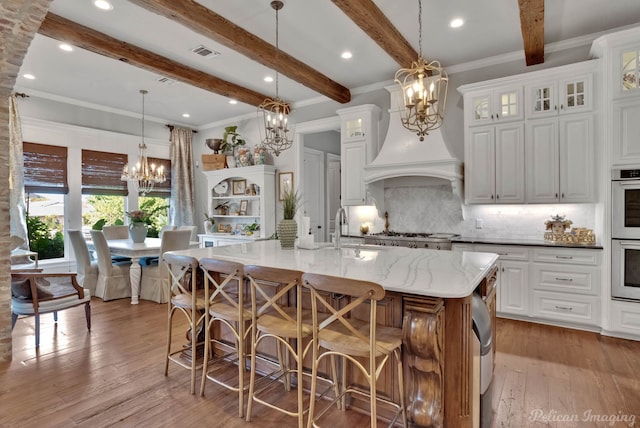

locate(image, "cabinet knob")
[[561, 193, 565, 198], [491, 194, 494, 200], [560, 104, 564, 110], [554, 105, 558, 111], [496, 194, 500, 199], [555, 193, 558, 198]]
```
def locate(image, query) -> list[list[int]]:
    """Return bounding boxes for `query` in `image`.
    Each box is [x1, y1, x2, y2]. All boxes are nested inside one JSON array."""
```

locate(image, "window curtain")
[[9, 94, 29, 253], [169, 127, 195, 226]]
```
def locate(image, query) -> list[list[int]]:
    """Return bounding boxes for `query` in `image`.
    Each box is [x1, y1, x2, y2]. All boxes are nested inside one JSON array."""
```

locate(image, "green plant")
[[220, 125, 246, 153], [281, 187, 301, 220], [26, 214, 64, 260], [204, 211, 216, 223]]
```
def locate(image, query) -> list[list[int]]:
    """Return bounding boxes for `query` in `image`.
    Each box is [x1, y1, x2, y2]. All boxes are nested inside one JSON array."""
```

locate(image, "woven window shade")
[[23, 142, 69, 194], [82, 149, 128, 196], [145, 156, 171, 198]]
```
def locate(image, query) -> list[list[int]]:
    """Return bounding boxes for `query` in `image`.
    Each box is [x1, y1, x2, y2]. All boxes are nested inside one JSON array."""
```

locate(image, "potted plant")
[[204, 211, 216, 234], [220, 125, 246, 167], [126, 209, 151, 243], [278, 187, 301, 249]]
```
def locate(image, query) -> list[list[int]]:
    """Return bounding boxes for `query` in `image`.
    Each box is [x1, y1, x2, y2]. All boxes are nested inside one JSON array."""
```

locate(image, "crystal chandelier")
[[259, 0, 293, 157], [394, 0, 448, 141], [121, 90, 165, 195]]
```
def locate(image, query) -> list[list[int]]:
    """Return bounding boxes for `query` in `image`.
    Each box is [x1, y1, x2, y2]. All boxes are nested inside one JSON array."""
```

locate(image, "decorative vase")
[[129, 222, 148, 243], [204, 220, 214, 234], [226, 155, 237, 168], [253, 146, 268, 165], [277, 219, 297, 249]]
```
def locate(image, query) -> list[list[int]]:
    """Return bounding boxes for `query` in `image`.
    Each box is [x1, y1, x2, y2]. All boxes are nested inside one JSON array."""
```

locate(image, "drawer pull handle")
[[556, 255, 573, 259], [555, 277, 573, 282], [555, 305, 573, 311], [498, 252, 508, 256]]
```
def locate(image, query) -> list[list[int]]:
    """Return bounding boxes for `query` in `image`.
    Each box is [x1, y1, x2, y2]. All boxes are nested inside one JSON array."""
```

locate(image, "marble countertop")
[[452, 236, 603, 250], [197, 233, 265, 241], [168, 240, 498, 298]]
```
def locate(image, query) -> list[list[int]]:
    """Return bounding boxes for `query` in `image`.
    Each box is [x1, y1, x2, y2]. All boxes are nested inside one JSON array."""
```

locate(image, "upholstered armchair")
[[11, 271, 91, 348]]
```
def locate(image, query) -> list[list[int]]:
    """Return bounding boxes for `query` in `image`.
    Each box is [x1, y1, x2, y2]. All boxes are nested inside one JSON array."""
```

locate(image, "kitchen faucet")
[[334, 206, 348, 249]]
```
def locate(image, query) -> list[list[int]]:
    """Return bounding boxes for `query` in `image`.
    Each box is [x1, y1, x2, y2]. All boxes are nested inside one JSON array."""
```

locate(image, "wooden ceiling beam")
[[518, 0, 545, 66], [128, 0, 351, 104], [38, 13, 271, 108], [330, 0, 418, 69]]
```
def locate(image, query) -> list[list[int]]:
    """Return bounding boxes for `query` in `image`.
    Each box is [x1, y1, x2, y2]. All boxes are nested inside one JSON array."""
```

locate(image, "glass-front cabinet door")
[[526, 74, 592, 118], [468, 87, 523, 126], [621, 48, 640, 93]]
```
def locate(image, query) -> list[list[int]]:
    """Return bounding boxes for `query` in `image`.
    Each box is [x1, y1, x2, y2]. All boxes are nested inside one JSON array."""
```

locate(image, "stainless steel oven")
[[612, 168, 640, 239], [612, 239, 640, 301]]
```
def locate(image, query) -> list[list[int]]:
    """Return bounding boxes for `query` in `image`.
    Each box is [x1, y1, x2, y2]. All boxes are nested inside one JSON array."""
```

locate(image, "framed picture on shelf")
[[232, 179, 246, 195], [239, 199, 249, 215], [278, 172, 294, 200]]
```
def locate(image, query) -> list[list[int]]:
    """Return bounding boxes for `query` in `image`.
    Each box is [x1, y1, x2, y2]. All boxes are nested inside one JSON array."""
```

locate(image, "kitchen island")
[[168, 240, 498, 427]]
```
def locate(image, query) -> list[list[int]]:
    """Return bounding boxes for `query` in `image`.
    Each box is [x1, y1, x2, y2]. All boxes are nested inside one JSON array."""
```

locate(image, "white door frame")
[[293, 116, 341, 237]]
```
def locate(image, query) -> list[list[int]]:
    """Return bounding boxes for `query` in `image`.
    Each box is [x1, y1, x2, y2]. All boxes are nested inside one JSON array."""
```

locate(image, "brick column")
[[0, 0, 53, 361]]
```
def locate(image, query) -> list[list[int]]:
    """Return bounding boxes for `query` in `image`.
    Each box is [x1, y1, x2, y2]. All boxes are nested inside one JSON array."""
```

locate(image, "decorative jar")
[[236, 148, 252, 167]]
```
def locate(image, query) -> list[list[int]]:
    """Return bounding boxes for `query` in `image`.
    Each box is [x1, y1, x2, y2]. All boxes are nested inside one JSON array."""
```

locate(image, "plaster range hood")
[[363, 85, 463, 199]]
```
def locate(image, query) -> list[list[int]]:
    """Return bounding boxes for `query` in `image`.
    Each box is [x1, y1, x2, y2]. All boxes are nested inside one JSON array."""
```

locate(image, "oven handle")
[[616, 180, 640, 186], [618, 240, 640, 247]]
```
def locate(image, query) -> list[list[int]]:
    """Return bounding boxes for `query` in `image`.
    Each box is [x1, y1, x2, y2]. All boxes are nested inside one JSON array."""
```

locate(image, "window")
[[81, 149, 128, 231], [23, 142, 68, 260]]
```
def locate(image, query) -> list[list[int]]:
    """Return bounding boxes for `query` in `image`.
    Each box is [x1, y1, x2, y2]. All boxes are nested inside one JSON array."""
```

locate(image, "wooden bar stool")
[[244, 266, 314, 428], [199, 258, 249, 418], [302, 273, 407, 428], [164, 253, 204, 395]]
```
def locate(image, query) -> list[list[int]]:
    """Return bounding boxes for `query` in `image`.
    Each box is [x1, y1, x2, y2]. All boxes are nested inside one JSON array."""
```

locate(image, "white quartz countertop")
[[168, 240, 498, 298]]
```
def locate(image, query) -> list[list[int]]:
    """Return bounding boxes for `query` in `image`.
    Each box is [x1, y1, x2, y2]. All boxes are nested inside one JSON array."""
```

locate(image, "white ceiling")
[[14, 0, 640, 129]]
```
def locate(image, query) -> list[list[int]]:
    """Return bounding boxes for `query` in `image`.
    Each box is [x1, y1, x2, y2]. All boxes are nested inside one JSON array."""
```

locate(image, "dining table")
[[88, 238, 199, 304], [168, 240, 499, 427]]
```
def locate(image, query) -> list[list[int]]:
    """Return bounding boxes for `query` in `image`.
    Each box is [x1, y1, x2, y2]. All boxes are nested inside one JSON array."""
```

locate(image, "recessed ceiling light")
[[23, 74, 35, 80], [93, 0, 113, 11], [59, 43, 73, 52], [182, 113, 190, 118], [450, 18, 464, 28], [229, 99, 238, 105], [264, 76, 274, 83], [341, 51, 353, 59]]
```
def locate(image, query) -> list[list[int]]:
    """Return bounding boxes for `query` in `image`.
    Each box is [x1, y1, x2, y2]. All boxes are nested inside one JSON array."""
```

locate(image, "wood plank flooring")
[[1, 298, 639, 427]]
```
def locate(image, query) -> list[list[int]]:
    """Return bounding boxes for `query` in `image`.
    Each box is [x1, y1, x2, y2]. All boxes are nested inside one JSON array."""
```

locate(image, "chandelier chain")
[[275, 3, 280, 98], [418, 0, 422, 57]]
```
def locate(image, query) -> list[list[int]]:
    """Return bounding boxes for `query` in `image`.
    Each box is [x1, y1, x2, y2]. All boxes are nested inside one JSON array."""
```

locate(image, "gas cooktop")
[[364, 232, 460, 250]]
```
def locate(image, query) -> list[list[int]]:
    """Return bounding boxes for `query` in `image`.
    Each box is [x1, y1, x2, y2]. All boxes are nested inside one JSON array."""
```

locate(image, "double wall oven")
[[612, 168, 640, 300]]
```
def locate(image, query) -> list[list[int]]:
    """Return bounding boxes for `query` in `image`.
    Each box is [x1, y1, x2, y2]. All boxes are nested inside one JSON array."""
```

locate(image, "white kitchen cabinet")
[[465, 123, 525, 204], [612, 98, 640, 166], [337, 105, 381, 206], [466, 86, 523, 126], [202, 165, 276, 239], [526, 113, 595, 203], [525, 74, 592, 118], [530, 247, 601, 327], [341, 141, 367, 205], [198, 234, 255, 248], [475, 244, 530, 317]]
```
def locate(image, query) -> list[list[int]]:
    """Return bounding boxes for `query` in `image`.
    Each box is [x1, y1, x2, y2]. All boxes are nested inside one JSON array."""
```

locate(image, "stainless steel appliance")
[[472, 292, 493, 428], [612, 168, 640, 239], [612, 168, 640, 301], [612, 239, 640, 300], [363, 232, 459, 250]]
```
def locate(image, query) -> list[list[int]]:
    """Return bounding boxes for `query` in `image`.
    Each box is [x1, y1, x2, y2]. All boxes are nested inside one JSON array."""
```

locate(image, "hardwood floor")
[[1, 298, 639, 427]]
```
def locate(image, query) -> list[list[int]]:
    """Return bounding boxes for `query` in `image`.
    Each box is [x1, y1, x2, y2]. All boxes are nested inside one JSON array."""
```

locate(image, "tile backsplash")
[[348, 184, 597, 241]]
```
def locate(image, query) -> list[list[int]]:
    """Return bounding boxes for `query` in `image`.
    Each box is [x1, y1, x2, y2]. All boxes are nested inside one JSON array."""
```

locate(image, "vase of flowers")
[[277, 187, 301, 249], [126, 210, 150, 243]]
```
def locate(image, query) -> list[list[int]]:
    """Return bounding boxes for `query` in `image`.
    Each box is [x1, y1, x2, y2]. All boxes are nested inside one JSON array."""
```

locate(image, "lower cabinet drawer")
[[532, 291, 599, 325], [531, 264, 600, 295]]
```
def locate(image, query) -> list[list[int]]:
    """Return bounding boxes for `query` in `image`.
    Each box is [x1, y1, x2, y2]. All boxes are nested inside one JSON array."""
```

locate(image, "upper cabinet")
[[467, 86, 524, 126], [525, 74, 593, 118], [337, 105, 381, 206], [459, 60, 598, 205]]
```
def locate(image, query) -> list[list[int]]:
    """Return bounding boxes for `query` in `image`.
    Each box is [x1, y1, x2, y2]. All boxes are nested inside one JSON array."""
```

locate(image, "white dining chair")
[[139, 229, 192, 303], [90, 230, 132, 301], [101, 225, 130, 240], [179, 225, 198, 242], [68, 229, 99, 296]]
